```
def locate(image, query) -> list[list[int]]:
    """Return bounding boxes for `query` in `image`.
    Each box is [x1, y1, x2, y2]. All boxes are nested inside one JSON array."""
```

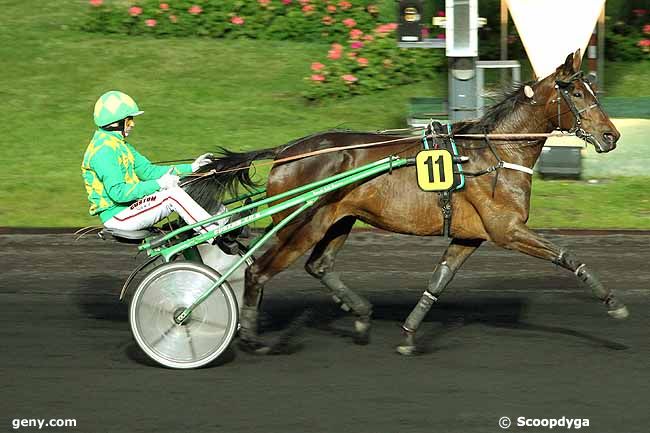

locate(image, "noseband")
[[553, 71, 604, 148]]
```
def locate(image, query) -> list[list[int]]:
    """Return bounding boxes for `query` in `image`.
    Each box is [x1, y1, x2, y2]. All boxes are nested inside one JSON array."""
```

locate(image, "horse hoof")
[[353, 319, 371, 345], [238, 338, 271, 355], [395, 344, 418, 356], [608, 305, 629, 320]]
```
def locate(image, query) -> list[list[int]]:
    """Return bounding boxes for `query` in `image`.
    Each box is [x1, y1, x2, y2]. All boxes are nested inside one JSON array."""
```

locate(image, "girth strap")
[[502, 161, 534, 174]]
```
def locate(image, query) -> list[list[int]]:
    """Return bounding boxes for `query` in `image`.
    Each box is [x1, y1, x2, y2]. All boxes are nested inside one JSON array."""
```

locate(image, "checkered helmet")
[[93, 91, 144, 127]]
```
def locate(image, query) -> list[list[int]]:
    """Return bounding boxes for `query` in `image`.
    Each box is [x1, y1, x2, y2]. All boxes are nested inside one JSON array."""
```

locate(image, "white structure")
[[445, 0, 479, 57], [505, 0, 606, 79]]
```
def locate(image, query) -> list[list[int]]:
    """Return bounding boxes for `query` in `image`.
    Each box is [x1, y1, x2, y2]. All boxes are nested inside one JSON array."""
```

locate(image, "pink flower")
[[159, 3, 169, 10], [644, 24, 650, 35], [374, 23, 398, 34], [89, 0, 103, 6], [231, 16, 245, 25], [282, 0, 292, 3], [302, 5, 314, 13], [421, 27, 430, 37], [327, 5, 336, 13], [341, 74, 358, 83], [331, 43, 343, 51], [343, 18, 356, 28], [145, 19, 157, 27], [638, 39, 650, 47], [169, 14, 177, 23], [350, 41, 364, 49], [349, 28, 363, 39], [188, 5, 203, 15], [362, 34, 374, 41], [437, 33, 446, 39], [258, 0, 271, 5], [128, 6, 143, 17], [322, 15, 334, 25], [347, 51, 357, 58], [311, 74, 326, 82], [327, 49, 341, 60], [437, 10, 445, 17], [311, 62, 325, 71], [339, 1, 352, 10], [632, 9, 646, 17], [357, 57, 368, 66], [299, 0, 309, 4]]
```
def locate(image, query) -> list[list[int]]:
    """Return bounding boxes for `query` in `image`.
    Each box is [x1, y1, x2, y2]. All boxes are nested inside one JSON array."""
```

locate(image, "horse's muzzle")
[[594, 131, 618, 153], [603, 131, 618, 148]]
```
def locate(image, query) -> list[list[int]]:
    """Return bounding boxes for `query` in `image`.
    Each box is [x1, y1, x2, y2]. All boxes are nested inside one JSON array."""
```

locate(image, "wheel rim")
[[130, 263, 237, 369]]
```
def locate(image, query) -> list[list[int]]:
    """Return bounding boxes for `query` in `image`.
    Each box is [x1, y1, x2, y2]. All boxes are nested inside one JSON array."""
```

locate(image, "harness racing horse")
[[187, 50, 628, 355]]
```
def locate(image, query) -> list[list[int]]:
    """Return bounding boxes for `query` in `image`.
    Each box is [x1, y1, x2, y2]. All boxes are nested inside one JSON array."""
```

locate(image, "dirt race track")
[[1, 232, 649, 433]]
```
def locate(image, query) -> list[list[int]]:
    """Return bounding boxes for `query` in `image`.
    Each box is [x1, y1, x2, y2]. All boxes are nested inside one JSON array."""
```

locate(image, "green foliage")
[[2, 0, 649, 228], [605, 10, 650, 61], [304, 24, 444, 100], [84, 0, 392, 43], [84, 0, 445, 100]]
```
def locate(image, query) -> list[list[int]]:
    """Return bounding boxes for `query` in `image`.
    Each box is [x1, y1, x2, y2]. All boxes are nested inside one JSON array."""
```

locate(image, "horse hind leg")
[[239, 207, 341, 354], [304, 216, 373, 345]]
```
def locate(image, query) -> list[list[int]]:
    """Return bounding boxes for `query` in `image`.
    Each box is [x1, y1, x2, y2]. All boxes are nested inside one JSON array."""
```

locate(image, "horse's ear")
[[572, 48, 582, 73], [561, 52, 574, 74]]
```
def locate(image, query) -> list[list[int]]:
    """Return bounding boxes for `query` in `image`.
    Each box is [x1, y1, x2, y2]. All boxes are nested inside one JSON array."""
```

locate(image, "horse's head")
[[540, 49, 620, 153]]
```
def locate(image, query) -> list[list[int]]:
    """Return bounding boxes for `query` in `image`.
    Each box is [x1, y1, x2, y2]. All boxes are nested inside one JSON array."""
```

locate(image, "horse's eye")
[[573, 91, 583, 98]]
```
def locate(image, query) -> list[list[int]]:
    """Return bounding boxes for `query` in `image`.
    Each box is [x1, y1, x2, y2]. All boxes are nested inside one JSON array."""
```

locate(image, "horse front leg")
[[397, 238, 483, 356], [490, 222, 629, 319]]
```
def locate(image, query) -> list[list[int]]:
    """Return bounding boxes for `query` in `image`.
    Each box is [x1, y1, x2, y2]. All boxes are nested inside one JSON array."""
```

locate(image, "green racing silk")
[[81, 129, 192, 222]]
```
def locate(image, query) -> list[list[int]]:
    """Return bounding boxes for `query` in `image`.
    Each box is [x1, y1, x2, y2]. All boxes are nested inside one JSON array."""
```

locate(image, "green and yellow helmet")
[[93, 90, 144, 127]]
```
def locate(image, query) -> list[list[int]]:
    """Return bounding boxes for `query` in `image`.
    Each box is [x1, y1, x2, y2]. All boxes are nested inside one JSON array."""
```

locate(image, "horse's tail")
[[184, 145, 282, 213]]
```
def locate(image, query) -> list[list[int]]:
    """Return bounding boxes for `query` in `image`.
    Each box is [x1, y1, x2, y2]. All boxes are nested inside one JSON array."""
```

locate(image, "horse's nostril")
[[603, 133, 615, 144]]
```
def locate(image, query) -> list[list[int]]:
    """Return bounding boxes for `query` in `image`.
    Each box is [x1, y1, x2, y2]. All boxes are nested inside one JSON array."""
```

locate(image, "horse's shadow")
[[74, 276, 628, 357], [260, 294, 628, 354]]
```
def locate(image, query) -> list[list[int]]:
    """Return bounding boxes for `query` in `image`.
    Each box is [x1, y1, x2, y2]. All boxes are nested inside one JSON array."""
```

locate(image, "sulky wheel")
[[129, 261, 239, 369]]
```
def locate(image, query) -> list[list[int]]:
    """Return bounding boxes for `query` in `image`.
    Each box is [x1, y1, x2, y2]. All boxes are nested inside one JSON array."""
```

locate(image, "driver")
[[81, 90, 227, 242]]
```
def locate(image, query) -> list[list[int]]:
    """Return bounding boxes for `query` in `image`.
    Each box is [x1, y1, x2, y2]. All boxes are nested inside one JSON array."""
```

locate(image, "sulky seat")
[[98, 228, 154, 244]]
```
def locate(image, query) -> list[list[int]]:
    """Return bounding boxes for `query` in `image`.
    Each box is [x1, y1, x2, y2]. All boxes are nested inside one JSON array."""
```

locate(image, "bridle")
[[553, 71, 604, 149]]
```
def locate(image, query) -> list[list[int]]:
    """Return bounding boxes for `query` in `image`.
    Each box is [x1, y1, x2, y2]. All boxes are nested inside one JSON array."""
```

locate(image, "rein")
[[180, 134, 423, 187], [179, 131, 569, 187], [181, 74, 603, 187]]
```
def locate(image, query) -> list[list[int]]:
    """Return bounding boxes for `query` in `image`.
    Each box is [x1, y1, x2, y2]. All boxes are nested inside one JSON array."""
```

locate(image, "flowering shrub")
[[606, 8, 650, 61], [303, 23, 444, 100], [84, 0, 391, 42]]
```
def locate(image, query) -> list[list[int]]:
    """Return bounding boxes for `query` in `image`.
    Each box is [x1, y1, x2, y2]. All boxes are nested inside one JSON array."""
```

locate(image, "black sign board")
[[397, 0, 424, 42]]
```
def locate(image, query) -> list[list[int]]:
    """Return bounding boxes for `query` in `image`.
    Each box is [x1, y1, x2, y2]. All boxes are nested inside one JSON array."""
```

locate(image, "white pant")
[[103, 187, 226, 235]]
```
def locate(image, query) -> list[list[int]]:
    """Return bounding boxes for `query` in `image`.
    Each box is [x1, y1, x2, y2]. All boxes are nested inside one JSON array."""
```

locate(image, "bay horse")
[[187, 50, 628, 355]]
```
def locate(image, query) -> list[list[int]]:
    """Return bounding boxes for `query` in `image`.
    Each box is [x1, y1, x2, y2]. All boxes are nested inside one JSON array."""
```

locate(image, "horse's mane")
[[453, 80, 537, 134]]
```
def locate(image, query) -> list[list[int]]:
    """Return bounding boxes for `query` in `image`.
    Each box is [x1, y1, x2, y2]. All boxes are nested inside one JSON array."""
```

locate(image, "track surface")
[[1, 232, 649, 433]]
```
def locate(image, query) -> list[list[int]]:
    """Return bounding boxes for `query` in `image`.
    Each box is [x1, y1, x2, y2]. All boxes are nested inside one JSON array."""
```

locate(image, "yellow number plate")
[[415, 149, 454, 191]]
